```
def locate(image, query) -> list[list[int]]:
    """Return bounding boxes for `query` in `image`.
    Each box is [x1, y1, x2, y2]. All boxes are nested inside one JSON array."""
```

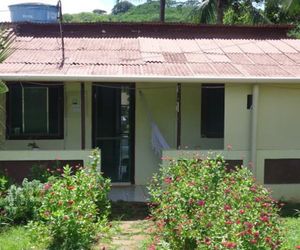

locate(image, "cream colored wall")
[[224, 84, 252, 151], [181, 83, 223, 150], [1, 82, 91, 150], [135, 82, 177, 185], [257, 85, 300, 150]]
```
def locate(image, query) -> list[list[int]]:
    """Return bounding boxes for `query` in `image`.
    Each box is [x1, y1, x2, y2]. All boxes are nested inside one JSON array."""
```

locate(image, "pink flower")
[[295, 246, 300, 249], [197, 200, 205, 206], [225, 220, 233, 225], [164, 177, 172, 184], [260, 215, 269, 223], [253, 231, 260, 238], [44, 211, 51, 217], [224, 204, 232, 211], [43, 183, 52, 191], [239, 209, 245, 214], [226, 144, 233, 151], [222, 241, 237, 249]]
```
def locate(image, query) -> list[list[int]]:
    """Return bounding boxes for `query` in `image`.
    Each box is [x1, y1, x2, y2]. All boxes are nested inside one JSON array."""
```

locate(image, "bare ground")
[[96, 220, 152, 250]]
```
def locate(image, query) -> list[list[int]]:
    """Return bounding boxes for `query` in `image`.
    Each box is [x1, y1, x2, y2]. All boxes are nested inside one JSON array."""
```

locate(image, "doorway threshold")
[[111, 182, 132, 187], [109, 185, 148, 202]]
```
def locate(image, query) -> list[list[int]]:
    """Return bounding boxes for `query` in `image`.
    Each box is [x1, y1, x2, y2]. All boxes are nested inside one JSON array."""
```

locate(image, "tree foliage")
[[112, 1, 135, 15], [63, 1, 193, 23], [0, 25, 14, 94], [62, 0, 300, 28]]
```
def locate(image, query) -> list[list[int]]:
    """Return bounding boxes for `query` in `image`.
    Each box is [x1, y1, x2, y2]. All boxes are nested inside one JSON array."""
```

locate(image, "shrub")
[[148, 155, 283, 249], [1, 179, 42, 225], [31, 150, 111, 250]]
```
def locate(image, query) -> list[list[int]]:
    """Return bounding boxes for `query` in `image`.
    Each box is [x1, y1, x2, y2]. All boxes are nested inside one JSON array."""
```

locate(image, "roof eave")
[[1, 74, 300, 84]]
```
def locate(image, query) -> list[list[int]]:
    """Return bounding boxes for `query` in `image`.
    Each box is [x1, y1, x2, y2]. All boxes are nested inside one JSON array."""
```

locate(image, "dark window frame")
[[201, 84, 225, 138], [6, 82, 64, 140]]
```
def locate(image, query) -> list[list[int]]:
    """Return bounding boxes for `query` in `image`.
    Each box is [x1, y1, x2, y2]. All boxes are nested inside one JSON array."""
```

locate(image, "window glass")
[[24, 87, 48, 134], [7, 83, 63, 139], [201, 84, 224, 138]]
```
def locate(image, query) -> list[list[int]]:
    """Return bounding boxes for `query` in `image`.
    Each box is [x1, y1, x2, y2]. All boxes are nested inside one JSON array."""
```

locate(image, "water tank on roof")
[[9, 3, 58, 23]]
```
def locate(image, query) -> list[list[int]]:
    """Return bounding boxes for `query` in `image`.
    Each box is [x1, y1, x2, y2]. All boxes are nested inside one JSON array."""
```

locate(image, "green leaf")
[[0, 81, 8, 94]]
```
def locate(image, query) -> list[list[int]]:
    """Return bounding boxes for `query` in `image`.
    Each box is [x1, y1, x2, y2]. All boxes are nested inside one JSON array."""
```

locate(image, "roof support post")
[[250, 84, 259, 177], [176, 83, 181, 149], [80, 82, 85, 150]]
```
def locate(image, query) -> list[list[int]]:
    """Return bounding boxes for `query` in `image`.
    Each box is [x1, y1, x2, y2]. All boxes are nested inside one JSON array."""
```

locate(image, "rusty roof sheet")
[[1, 22, 300, 78]]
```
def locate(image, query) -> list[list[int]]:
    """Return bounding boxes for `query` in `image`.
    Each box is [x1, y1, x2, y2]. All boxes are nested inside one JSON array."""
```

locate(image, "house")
[[0, 22, 300, 202]]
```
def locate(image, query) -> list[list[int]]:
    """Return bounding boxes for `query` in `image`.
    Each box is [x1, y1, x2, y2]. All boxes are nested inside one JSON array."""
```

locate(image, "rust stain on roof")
[[1, 22, 300, 78]]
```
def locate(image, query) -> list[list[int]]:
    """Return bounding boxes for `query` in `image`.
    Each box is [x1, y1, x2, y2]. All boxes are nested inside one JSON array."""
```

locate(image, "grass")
[[282, 217, 300, 249], [0, 226, 45, 250]]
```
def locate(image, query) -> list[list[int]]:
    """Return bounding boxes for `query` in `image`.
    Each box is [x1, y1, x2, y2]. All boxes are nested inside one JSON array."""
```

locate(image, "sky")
[[0, 0, 120, 21]]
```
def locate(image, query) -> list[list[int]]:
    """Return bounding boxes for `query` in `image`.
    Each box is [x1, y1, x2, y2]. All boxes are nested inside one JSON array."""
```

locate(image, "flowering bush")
[[148, 155, 283, 249], [31, 150, 111, 249], [1, 179, 42, 225]]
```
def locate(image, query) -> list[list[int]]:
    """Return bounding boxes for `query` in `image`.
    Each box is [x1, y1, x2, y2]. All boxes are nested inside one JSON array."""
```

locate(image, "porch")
[[1, 82, 300, 202]]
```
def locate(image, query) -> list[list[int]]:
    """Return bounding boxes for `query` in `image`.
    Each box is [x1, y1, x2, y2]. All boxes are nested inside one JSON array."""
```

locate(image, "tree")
[[93, 9, 107, 15], [264, 0, 292, 24], [0, 25, 13, 94], [282, 0, 300, 16], [112, 1, 134, 15], [160, 0, 166, 21], [191, 0, 266, 24]]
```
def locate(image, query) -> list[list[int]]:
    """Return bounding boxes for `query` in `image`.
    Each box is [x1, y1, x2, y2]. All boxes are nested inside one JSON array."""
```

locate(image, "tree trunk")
[[216, 0, 226, 24], [160, 0, 166, 22]]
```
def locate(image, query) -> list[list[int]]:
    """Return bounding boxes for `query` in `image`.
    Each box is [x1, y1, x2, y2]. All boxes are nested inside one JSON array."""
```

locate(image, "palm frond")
[[191, 0, 217, 24], [0, 24, 15, 94]]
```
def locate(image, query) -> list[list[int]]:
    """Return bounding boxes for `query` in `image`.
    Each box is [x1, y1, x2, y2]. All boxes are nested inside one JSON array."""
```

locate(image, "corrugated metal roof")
[[1, 22, 300, 78]]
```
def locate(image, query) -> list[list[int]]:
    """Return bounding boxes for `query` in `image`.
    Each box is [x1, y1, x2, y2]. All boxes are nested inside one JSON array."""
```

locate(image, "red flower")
[[225, 220, 233, 225], [204, 237, 211, 245], [164, 177, 172, 184], [244, 222, 253, 229], [224, 204, 232, 211], [253, 231, 260, 238], [67, 185, 75, 190], [222, 241, 237, 249], [250, 239, 257, 244], [239, 209, 245, 214], [262, 203, 271, 208], [197, 200, 205, 206], [295, 246, 300, 249], [260, 215, 269, 223], [43, 183, 52, 191], [67, 200, 74, 205], [265, 237, 272, 243]]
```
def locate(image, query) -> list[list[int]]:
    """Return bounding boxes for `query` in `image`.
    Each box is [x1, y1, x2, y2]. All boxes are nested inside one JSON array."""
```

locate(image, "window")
[[6, 83, 64, 139], [201, 84, 224, 138]]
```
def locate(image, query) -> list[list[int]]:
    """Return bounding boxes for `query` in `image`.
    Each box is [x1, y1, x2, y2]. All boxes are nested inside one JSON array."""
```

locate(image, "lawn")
[[0, 226, 46, 250]]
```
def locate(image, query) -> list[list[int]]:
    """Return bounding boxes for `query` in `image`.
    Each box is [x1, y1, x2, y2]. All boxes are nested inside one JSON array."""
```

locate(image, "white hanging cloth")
[[139, 91, 170, 156]]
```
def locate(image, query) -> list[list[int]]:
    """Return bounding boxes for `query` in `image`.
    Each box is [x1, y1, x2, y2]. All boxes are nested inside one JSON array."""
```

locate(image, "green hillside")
[[63, 1, 194, 23]]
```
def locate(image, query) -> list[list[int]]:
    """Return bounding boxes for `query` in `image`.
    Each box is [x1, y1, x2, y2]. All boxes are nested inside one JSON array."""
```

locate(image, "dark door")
[[92, 84, 135, 183]]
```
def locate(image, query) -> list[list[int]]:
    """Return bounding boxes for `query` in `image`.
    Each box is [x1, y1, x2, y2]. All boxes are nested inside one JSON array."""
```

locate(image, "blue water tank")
[[9, 3, 58, 23]]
